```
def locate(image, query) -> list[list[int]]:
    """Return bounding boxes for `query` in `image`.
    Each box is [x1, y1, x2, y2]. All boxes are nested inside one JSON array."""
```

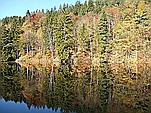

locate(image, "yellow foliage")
[[137, 0, 145, 15], [123, 0, 135, 8], [92, 57, 100, 67], [36, 27, 43, 38]]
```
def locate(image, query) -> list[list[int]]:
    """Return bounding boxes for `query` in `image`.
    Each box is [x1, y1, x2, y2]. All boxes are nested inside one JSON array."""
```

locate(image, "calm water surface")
[[0, 62, 151, 113]]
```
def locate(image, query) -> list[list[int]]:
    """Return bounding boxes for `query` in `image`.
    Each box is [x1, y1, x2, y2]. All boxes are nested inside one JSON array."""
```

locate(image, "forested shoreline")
[[0, 1, 151, 112], [0, 0, 151, 66]]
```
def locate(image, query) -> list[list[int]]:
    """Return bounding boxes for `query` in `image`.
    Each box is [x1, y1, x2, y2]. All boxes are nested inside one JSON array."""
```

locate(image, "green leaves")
[[0, 16, 24, 61], [53, 14, 74, 59], [0, 0, 150, 64], [98, 11, 110, 62]]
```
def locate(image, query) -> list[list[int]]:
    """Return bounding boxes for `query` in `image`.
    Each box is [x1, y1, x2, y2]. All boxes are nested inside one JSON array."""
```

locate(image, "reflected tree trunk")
[[27, 66, 29, 80], [31, 66, 33, 79]]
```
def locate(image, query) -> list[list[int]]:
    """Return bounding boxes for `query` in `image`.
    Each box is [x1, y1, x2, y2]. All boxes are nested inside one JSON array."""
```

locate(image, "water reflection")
[[0, 62, 151, 113]]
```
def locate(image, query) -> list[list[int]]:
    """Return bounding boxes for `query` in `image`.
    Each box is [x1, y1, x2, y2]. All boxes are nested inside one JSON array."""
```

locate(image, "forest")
[[0, 0, 151, 112], [0, 0, 151, 67]]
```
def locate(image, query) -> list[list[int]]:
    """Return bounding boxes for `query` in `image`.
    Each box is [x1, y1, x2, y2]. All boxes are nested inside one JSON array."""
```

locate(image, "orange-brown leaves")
[[71, 50, 91, 74], [106, 6, 121, 25], [24, 11, 44, 29], [68, 12, 79, 22]]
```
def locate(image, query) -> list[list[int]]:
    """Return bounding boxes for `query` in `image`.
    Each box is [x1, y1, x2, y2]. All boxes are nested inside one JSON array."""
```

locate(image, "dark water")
[[0, 62, 151, 113]]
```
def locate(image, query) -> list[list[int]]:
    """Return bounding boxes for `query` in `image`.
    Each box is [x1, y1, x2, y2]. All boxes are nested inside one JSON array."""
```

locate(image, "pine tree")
[[79, 1, 87, 16], [87, 0, 94, 12], [77, 23, 89, 54], [73, 1, 82, 15], [62, 14, 74, 60], [0, 17, 23, 61], [93, 0, 103, 14], [134, 0, 151, 62], [98, 11, 109, 62]]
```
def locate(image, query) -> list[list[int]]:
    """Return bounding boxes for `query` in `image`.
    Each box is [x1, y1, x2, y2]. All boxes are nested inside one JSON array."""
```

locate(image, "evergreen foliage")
[[0, 0, 150, 64]]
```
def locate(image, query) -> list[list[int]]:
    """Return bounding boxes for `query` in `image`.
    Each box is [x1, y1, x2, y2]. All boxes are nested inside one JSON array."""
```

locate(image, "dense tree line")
[[0, 0, 150, 64], [0, 16, 24, 61]]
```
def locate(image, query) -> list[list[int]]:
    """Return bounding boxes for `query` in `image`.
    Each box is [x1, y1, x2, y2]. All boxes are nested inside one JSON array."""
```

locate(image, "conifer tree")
[[77, 23, 89, 54], [134, 0, 150, 61], [87, 0, 94, 12], [98, 11, 109, 62], [79, 1, 87, 16], [61, 14, 74, 60]]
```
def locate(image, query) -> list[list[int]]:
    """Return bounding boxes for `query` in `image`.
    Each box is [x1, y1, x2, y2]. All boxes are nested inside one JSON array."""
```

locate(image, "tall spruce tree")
[[98, 11, 109, 62], [54, 13, 74, 60]]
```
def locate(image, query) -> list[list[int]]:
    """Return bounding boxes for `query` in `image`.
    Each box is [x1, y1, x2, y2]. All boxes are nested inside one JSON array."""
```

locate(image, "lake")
[[0, 62, 151, 113]]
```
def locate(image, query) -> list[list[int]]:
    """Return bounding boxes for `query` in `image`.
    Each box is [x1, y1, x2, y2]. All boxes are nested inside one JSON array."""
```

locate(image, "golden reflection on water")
[[0, 62, 151, 113]]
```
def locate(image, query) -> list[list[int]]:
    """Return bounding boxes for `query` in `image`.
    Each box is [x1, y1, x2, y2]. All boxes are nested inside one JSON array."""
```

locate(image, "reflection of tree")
[[51, 65, 77, 112], [0, 63, 151, 113], [20, 66, 47, 109], [0, 63, 24, 103], [109, 63, 151, 113], [70, 64, 111, 113]]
